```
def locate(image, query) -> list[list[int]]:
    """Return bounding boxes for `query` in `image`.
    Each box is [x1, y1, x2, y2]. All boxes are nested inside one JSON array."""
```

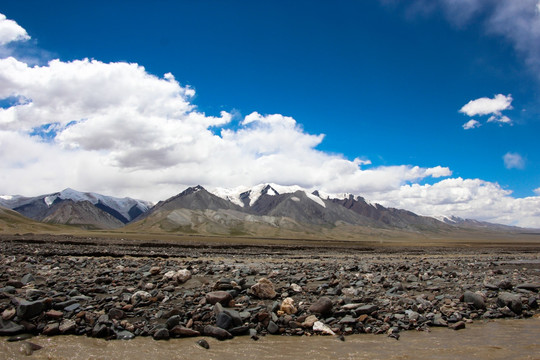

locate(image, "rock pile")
[[1, 239, 539, 342]]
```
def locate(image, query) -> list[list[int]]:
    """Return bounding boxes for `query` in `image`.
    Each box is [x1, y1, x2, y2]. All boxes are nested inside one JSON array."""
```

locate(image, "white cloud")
[[462, 119, 481, 129], [0, 13, 30, 46], [534, 187, 540, 196], [459, 94, 513, 127], [369, 177, 540, 228], [459, 94, 513, 117], [0, 54, 451, 204], [503, 152, 525, 169]]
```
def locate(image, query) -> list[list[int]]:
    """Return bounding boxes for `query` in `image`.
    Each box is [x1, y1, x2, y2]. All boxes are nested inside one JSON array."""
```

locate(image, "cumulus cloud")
[[369, 177, 540, 228], [0, 13, 30, 46], [503, 152, 525, 169], [0, 54, 452, 203], [459, 94, 513, 117], [462, 119, 481, 130], [535, 187, 540, 196], [459, 94, 513, 127]]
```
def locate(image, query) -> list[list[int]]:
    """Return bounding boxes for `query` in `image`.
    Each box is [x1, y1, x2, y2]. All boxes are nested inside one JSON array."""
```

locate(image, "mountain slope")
[[41, 200, 125, 229], [1, 188, 151, 227]]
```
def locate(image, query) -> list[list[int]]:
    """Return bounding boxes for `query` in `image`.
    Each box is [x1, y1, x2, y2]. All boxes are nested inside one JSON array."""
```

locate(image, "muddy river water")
[[2, 318, 539, 360]]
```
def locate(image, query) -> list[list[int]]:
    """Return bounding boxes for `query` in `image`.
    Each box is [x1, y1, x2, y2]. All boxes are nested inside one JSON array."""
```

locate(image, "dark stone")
[[216, 312, 233, 330], [21, 274, 35, 285], [450, 321, 466, 330], [197, 339, 210, 349], [64, 303, 81, 312], [170, 325, 200, 337], [463, 291, 486, 310], [108, 308, 125, 320], [206, 291, 233, 306], [497, 280, 513, 290], [229, 325, 250, 336], [529, 296, 538, 309], [516, 283, 540, 292], [7, 333, 33, 342], [42, 322, 60, 336], [203, 325, 233, 340], [309, 297, 333, 315], [356, 304, 378, 315], [166, 315, 181, 329], [267, 320, 279, 334], [16, 299, 45, 320], [497, 292, 522, 315], [0, 318, 25, 336], [91, 323, 109, 338], [153, 328, 170, 340]]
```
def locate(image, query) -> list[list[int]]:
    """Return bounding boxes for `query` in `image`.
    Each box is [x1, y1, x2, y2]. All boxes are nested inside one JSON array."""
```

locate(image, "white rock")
[[313, 321, 335, 336], [131, 290, 152, 304], [290, 283, 302, 292]]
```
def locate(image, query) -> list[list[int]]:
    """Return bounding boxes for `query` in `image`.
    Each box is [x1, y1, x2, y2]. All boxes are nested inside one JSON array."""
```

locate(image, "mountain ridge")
[[1, 184, 534, 235]]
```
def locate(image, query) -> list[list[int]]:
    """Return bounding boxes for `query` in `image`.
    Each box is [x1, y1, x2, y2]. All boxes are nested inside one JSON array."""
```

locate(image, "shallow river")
[[2, 318, 539, 360]]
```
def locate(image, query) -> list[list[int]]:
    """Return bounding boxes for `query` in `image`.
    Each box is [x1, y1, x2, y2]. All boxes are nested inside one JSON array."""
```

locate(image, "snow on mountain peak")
[[209, 183, 327, 208]]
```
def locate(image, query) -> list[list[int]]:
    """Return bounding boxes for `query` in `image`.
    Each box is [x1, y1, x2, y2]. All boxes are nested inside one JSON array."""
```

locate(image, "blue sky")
[[1, 1, 539, 227]]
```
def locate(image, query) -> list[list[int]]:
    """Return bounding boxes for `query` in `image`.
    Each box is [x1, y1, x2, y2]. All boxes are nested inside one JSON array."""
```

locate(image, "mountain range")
[[0, 184, 529, 239]]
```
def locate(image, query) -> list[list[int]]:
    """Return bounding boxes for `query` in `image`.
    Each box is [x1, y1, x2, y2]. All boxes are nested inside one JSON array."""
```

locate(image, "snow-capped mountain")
[[0, 188, 152, 227]]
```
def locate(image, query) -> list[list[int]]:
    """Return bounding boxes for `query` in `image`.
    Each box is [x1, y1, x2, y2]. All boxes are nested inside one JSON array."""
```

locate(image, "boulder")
[[497, 292, 522, 314], [463, 291, 486, 310]]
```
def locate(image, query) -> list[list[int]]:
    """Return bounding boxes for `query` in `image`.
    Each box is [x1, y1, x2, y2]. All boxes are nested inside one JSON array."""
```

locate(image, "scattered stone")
[[309, 297, 333, 315], [267, 320, 279, 334], [131, 290, 152, 304], [203, 325, 233, 340], [497, 292, 522, 315], [170, 325, 200, 337], [16, 299, 45, 320], [313, 321, 335, 335], [197, 339, 210, 349], [174, 269, 192, 284], [0, 318, 25, 336], [59, 319, 77, 334], [279, 297, 297, 315], [206, 291, 233, 305], [450, 321, 466, 330], [116, 330, 135, 340], [250, 278, 277, 299], [153, 328, 170, 340], [463, 291, 486, 310], [42, 322, 60, 336]]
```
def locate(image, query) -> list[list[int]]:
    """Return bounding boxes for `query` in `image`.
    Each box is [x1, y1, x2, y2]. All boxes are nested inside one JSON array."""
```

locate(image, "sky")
[[0, 0, 539, 227]]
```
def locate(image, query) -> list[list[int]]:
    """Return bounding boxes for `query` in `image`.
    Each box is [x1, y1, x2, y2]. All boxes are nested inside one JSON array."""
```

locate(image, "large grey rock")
[[497, 292, 522, 314], [0, 318, 25, 335], [16, 299, 45, 320], [463, 291, 486, 309]]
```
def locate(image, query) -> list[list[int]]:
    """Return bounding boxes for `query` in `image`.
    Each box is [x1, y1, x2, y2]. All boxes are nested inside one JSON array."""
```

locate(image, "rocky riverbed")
[[1, 234, 539, 350]]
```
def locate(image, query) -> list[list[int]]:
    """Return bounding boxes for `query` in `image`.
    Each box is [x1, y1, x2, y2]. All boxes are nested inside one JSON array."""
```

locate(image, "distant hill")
[[0, 188, 151, 229]]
